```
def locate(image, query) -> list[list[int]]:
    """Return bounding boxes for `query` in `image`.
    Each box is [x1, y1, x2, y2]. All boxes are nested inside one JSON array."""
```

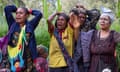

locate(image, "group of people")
[[47, 4, 120, 72], [0, 3, 119, 72]]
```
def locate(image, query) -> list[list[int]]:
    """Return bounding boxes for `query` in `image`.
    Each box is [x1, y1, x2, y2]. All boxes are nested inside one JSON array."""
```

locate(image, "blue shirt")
[[4, 5, 43, 59]]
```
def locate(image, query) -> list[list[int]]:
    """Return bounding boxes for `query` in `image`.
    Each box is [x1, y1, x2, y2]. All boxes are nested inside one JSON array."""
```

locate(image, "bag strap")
[[54, 29, 73, 72]]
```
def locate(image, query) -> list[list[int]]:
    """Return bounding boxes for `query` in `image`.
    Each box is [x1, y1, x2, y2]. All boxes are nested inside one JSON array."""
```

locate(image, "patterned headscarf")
[[100, 6, 115, 24]]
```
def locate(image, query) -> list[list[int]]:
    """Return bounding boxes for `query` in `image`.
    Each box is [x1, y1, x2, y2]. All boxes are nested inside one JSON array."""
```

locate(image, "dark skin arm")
[[69, 12, 81, 41], [47, 12, 61, 35]]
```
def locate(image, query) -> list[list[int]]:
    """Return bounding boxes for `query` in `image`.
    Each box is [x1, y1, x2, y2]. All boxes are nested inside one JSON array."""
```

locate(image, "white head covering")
[[100, 6, 115, 24]]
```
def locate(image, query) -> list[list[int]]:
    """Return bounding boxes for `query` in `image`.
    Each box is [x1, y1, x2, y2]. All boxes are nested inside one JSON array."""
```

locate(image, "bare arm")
[[69, 12, 81, 41], [47, 12, 59, 34], [74, 27, 80, 41]]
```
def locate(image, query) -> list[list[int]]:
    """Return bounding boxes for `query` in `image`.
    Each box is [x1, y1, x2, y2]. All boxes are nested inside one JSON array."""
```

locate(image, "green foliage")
[[116, 0, 120, 18], [43, 0, 48, 19], [56, 0, 62, 11], [0, 16, 8, 37], [35, 20, 50, 48]]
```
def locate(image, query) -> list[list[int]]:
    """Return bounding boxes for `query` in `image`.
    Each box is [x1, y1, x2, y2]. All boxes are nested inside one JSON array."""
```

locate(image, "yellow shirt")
[[49, 24, 73, 68]]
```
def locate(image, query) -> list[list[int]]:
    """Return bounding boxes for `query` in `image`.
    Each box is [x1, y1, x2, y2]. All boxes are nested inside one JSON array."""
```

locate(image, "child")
[[35, 45, 48, 72]]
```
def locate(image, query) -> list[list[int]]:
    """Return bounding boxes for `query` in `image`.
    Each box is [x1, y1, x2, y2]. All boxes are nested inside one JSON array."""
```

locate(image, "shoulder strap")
[[53, 28, 73, 72]]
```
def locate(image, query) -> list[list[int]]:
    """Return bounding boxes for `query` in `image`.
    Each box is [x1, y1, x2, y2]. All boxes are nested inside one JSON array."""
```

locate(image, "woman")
[[75, 7, 120, 72], [88, 7, 119, 72], [47, 11, 80, 72], [4, 5, 42, 71], [76, 4, 100, 32]]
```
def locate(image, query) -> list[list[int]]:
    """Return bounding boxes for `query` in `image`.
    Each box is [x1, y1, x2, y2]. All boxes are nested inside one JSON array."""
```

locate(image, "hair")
[[55, 13, 70, 28], [108, 16, 112, 24], [106, 15, 112, 24], [100, 14, 112, 24], [70, 8, 79, 16], [87, 9, 101, 22], [75, 3, 85, 9], [78, 8, 87, 15], [37, 45, 48, 53], [13, 59, 20, 65], [19, 7, 29, 14], [74, 4, 87, 15]]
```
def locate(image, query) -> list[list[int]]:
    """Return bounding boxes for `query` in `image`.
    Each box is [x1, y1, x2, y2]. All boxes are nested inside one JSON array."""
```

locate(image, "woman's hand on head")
[[56, 11, 63, 15]]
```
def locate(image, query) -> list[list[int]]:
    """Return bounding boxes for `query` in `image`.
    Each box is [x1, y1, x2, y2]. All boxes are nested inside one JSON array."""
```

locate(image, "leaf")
[[56, 0, 62, 11], [43, 0, 48, 19]]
